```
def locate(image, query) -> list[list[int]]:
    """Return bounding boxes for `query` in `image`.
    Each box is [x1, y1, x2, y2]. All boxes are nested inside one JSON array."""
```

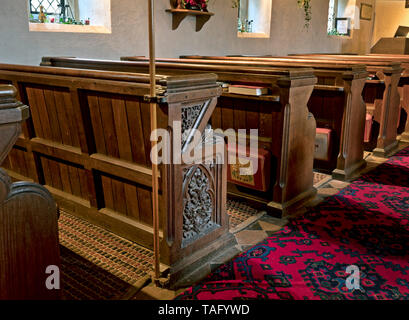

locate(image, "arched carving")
[[182, 165, 218, 247]]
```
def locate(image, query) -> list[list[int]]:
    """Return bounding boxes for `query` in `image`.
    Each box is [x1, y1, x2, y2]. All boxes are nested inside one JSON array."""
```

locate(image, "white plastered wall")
[[0, 0, 376, 66]]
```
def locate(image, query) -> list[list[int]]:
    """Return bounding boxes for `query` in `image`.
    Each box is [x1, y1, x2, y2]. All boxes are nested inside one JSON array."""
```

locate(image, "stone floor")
[[132, 140, 409, 300]]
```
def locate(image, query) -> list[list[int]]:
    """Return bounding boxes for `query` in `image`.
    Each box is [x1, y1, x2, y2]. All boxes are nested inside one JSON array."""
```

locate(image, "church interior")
[[1, 0, 409, 301]]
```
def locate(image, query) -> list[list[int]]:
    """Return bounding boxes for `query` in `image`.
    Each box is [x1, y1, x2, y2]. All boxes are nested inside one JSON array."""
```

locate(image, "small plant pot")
[[185, 4, 201, 10]]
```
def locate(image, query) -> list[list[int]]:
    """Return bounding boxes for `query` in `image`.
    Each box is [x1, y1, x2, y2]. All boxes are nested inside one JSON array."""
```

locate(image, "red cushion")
[[227, 144, 271, 192]]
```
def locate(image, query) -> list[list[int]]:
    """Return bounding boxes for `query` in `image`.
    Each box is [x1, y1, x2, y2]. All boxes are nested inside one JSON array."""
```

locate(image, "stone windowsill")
[[237, 32, 270, 39], [29, 22, 111, 34], [327, 33, 353, 40]]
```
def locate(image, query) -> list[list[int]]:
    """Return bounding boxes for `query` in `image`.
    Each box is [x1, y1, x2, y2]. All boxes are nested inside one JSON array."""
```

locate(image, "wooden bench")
[[121, 56, 369, 180], [0, 84, 60, 299], [40, 56, 318, 217], [281, 54, 403, 156], [178, 55, 401, 157], [292, 53, 409, 143], [0, 64, 230, 288]]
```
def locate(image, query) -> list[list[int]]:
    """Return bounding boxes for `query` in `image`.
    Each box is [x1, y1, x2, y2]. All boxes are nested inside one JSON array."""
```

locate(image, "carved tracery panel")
[[182, 165, 218, 248]]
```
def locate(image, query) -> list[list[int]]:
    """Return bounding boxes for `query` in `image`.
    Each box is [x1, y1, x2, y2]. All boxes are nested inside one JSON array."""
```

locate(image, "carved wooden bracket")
[[166, 9, 214, 32]]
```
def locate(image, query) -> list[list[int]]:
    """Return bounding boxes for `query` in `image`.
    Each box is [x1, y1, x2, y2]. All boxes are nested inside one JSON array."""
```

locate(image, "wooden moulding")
[[0, 85, 60, 300], [165, 9, 214, 32]]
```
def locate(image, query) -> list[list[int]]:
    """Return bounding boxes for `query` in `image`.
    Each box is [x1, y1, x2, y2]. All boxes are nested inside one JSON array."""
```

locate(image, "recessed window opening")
[[327, 0, 358, 37], [237, 0, 272, 38], [28, 0, 112, 34]]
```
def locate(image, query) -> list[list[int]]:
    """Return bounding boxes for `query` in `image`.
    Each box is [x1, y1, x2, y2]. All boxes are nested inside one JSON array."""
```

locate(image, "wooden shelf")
[[166, 9, 214, 32], [314, 84, 345, 92], [222, 92, 280, 102]]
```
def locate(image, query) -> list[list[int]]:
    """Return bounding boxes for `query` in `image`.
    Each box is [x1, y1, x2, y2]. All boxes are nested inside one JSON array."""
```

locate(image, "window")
[[28, 0, 111, 34], [29, 0, 76, 23], [327, 0, 358, 37], [30, 0, 62, 15], [237, 0, 272, 38]]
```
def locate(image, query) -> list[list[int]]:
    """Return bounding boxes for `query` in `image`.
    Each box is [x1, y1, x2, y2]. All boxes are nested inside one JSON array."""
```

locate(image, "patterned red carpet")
[[176, 147, 409, 300]]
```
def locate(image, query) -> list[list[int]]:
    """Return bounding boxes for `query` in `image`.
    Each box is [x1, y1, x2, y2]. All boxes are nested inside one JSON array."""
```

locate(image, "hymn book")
[[228, 84, 269, 96]]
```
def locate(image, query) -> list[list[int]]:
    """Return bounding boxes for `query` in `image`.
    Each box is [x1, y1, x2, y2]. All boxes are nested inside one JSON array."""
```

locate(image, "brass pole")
[[148, 0, 160, 283]]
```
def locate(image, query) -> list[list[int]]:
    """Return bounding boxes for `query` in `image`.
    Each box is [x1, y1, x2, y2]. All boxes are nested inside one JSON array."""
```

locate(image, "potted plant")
[[183, 0, 201, 10], [200, 0, 209, 12], [297, 0, 312, 28]]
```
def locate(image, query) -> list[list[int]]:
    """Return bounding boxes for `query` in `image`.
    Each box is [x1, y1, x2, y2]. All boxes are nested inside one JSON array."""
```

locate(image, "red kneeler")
[[227, 144, 271, 192]]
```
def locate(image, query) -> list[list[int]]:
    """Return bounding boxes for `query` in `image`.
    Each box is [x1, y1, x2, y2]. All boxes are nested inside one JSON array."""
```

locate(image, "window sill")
[[29, 22, 111, 34], [327, 34, 352, 40], [237, 32, 270, 39]]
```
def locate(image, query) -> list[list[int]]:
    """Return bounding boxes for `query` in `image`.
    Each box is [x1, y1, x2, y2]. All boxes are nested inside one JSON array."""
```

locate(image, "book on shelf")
[[228, 84, 269, 96]]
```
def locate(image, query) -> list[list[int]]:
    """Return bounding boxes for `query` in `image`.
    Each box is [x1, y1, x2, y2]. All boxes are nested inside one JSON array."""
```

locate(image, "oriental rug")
[[176, 147, 409, 300]]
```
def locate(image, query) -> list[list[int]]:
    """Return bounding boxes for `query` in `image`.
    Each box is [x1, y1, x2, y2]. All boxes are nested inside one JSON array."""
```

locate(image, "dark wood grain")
[[0, 60, 318, 287], [0, 85, 60, 300], [42, 57, 319, 215], [98, 95, 120, 159], [120, 56, 367, 180], [53, 89, 73, 146], [126, 99, 148, 165]]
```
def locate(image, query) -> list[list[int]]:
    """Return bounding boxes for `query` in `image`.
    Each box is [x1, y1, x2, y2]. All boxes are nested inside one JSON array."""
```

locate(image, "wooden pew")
[[41, 56, 318, 217], [291, 53, 409, 76], [282, 54, 403, 155], [291, 53, 409, 143], [0, 64, 230, 288], [120, 56, 368, 180], [178, 55, 402, 157], [0, 85, 60, 299]]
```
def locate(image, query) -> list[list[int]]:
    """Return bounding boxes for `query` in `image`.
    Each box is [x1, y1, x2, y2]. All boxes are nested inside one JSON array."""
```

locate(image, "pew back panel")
[[291, 53, 409, 143], [0, 65, 233, 287], [120, 56, 368, 180], [280, 54, 403, 156], [40, 57, 319, 216]]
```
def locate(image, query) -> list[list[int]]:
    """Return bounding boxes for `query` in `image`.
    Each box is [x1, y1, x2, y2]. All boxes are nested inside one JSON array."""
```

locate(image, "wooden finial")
[[0, 85, 29, 165]]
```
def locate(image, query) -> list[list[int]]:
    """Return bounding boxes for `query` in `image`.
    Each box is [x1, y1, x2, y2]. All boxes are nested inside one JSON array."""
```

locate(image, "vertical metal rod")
[[148, 0, 161, 283]]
